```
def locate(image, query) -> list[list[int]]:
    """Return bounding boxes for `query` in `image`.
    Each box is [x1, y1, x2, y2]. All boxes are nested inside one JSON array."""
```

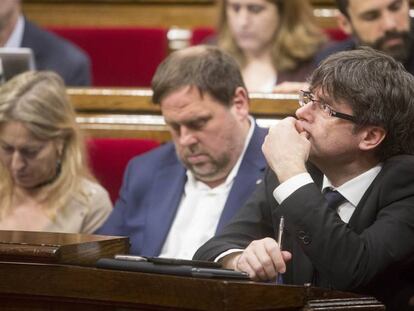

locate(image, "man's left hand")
[[262, 117, 310, 182]]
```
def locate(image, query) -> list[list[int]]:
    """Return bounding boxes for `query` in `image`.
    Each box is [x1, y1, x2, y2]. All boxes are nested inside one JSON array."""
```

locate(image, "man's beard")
[[355, 30, 413, 63], [178, 146, 232, 183], [184, 155, 231, 182]]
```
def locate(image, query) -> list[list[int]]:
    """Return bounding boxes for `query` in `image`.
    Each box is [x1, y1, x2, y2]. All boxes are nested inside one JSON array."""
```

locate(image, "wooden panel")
[[22, 0, 337, 29], [22, 0, 337, 6], [69, 87, 298, 116], [21, 0, 414, 30], [0, 231, 129, 266], [78, 117, 172, 141], [0, 259, 383, 311], [22, 2, 219, 28], [70, 88, 298, 141]]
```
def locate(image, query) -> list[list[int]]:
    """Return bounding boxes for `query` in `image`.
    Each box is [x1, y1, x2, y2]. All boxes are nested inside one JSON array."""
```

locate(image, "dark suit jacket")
[[22, 19, 91, 86], [97, 124, 268, 257], [194, 155, 414, 311]]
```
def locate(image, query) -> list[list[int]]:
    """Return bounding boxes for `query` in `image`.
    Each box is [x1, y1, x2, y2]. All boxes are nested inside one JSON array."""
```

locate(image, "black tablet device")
[[114, 254, 221, 268], [96, 258, 250, 280]]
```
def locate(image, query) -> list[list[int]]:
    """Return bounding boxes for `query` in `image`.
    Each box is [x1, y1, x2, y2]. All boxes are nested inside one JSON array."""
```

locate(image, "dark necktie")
[[312, 189, 347, 286], [323, 189, 347, 211]]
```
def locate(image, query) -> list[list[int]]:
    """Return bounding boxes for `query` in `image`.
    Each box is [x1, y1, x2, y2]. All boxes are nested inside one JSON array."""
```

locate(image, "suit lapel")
[[141, 163, 186, 256], [216, 125, 267, 232], [348, 170, 383, 233]]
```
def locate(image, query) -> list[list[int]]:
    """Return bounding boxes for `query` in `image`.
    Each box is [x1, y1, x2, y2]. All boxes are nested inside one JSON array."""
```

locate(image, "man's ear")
[[337, 12, 353, 35], [231, 87, 249, 118], [359, 126, 386, 151]]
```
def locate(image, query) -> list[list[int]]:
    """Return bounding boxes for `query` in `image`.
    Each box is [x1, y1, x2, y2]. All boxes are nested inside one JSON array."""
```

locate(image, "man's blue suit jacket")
[[96, 125, 268, 256], [22, 19, 91, 86]]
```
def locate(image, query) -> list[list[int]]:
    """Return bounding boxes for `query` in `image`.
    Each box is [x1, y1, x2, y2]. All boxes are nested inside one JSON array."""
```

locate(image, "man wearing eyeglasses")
[[194, 47, 414, 311]]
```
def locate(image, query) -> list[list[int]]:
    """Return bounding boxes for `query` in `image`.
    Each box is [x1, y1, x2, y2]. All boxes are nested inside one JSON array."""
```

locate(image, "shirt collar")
[[322, 163, 383, 206], [5, 15, 24, 48], [186, 115, 255, 190]]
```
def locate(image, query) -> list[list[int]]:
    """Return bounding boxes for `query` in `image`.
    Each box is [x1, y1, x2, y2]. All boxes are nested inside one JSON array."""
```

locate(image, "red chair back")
[[190, 27, 216, 46], [87, 138, 160, 203], [48, 27, 168, 87], [324, 28, 349, 41]]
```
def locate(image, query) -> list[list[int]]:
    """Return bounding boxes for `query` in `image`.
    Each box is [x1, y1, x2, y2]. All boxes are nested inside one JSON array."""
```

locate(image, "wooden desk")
[[0, 260, 384, 310], [70, 88, 298, 141], [22, 0, 339, 29], [0, 230, 129, 266]]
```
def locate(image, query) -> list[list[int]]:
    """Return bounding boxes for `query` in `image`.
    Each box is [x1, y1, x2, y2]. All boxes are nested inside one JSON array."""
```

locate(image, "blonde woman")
[[0, 71, 112, 233], [218, 0, 326, 92]]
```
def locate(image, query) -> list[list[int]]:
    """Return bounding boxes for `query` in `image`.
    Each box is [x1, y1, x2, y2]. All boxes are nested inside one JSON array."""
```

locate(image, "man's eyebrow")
[[359, 8, 379, 16], [165, 114, 211, 125]]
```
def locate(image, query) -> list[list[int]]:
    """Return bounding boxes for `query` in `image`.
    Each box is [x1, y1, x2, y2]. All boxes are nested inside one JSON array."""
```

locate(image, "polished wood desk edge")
[[0, 231, 129, 266], [22, 2, 339, 29], [22, 0, 339, 6], [0, 261, 305, 309], [0, 230, 126, 244], [68, 87, 299, 116], [0, 260, 384, 310], [70, 88, 295, 141]]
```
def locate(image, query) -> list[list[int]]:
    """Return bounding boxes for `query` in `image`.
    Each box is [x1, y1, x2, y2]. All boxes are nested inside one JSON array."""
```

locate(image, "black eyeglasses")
[[299, 90, 357, 123]]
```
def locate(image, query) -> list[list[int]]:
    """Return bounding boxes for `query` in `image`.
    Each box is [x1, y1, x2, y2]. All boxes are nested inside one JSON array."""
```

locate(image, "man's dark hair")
[[309, 46, 414, 161], [151, 45, 247, 106], [336, 0, 349, 17]]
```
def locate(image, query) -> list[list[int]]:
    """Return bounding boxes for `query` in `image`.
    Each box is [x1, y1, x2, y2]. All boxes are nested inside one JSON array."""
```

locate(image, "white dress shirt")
[[159, 116, 255, 259], [273, 164, 383, 223], [216, 163, 383, 262]]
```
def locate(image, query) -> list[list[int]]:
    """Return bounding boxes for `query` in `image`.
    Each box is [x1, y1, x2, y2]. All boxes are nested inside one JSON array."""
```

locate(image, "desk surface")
[[0, 260, 384, 311]]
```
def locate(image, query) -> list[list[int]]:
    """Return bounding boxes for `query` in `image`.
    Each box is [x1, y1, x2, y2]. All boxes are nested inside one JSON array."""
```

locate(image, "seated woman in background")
[[0, 71, 112, 233], [218, 0, 326, 93]]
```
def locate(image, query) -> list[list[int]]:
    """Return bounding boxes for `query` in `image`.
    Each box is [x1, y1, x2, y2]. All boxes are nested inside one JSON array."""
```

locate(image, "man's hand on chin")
[[262, 117, 310, 183]]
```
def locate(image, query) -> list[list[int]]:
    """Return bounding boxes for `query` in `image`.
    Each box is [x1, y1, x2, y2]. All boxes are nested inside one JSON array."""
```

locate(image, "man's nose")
[[296, 102, 315, 122], [178, 126, 197, 146], [382, 11, 398, 32]]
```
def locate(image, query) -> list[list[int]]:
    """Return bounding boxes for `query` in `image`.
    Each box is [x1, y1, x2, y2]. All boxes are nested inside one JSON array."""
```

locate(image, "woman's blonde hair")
[[0, 71, 94, 219], [218, 0, 326, 71]]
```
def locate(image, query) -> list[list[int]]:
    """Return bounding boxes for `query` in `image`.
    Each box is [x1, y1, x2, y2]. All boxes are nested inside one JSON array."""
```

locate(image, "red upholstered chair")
[[324, 28, 349, 41], [87, 138, 160, 204], [190, 27, 216, 46], [48, 27, 168, 87], [190, 27, 349, 46]]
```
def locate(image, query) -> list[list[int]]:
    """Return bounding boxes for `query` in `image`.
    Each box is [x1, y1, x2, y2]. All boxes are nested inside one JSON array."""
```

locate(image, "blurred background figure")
[[0, 0, 91, 86], [316, 0, 414, 74], [0, 71, 112, 233], [217, 0, 326, 93]]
